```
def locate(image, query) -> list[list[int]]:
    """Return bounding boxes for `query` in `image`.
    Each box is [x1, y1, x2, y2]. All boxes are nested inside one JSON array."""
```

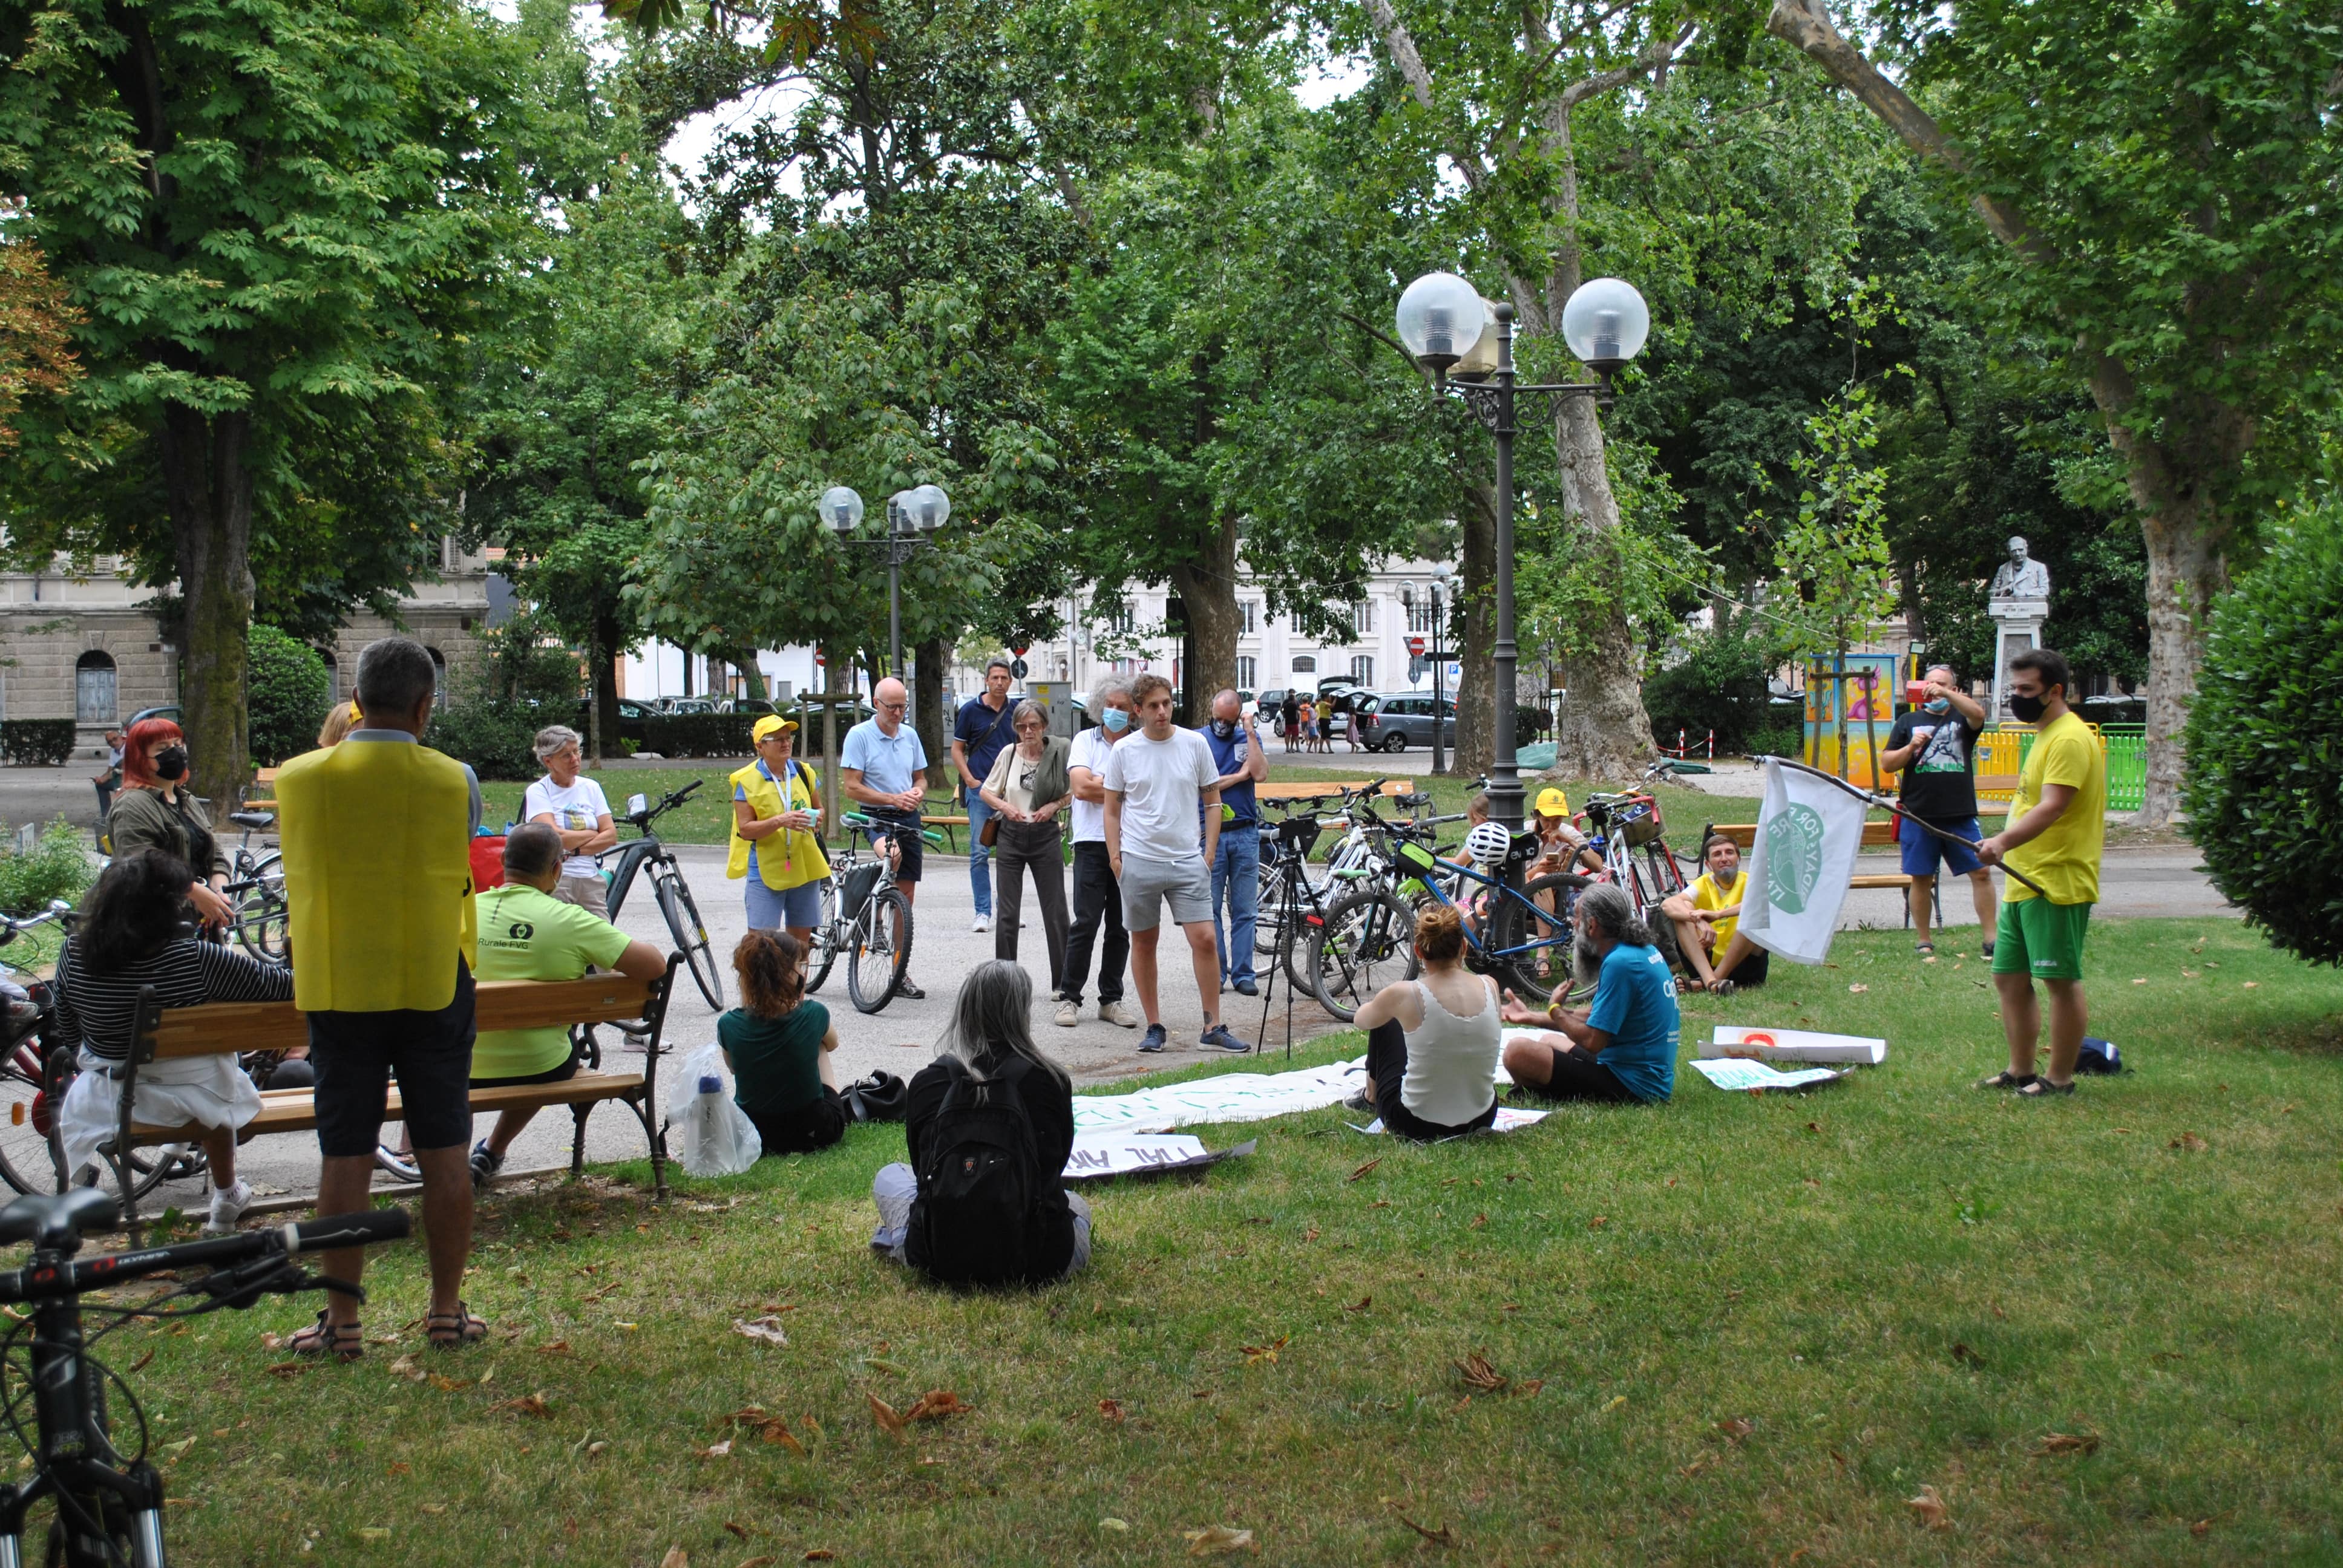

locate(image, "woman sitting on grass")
[[719, 930, 845, 1155], [1346, 904, 1500, 1140], [869, 961, 1093, 1286], [1499, 883, 1679, 1105]]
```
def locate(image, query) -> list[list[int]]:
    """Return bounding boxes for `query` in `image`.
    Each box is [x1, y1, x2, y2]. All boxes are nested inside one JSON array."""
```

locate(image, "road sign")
[[1406, 636, 1426, 657], [1407, 656, 1426, 685], [813, 649, 826, 666], [1011, 644, 1029, 658], [1010, 658, 1029, 679]]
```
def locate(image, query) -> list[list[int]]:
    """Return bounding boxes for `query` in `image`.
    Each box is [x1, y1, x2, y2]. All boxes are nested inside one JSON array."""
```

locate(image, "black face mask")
[[1210, 719, 1237, 740], [2008, 692, 2048, 724], [154, 746, 189, 781]]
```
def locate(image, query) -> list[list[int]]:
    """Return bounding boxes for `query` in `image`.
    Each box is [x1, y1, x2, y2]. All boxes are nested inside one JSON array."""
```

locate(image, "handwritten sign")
[[1062, 1134, 1257, 1183]]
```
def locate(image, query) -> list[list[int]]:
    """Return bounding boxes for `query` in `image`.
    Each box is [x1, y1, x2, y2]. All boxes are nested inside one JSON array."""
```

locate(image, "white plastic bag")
[[669, 1043, 762, 1178]]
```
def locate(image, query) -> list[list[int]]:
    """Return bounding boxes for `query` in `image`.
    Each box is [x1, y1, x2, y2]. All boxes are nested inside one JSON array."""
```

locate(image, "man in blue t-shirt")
[[951, 658, 1020, 933], [1196, 689, 1268, 994], [1499, 884, 1678, 1103]]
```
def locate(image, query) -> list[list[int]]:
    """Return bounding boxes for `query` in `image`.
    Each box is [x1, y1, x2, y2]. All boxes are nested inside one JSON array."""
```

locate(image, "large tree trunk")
[[913, 635, 947, 792], [1168, 512, 1240, 705], [590, 608, 624, 765], [1545, 397, 1657, 781], [163, 407, 253, 809], [1450, 480, 1498, 777]]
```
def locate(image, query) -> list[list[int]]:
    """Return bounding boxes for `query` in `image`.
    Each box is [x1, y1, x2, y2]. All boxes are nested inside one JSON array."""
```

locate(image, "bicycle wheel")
[[1253, 859, 1282, 955], [0, 1044, 63, 1195], [232, 880, 289, 962], [1308, 889, 1420, 1023], [655, 874, 724, 1010], [802, 877, 841, 993], [848, 887, 911, 1014], [1490, 872, 1590, 1007]]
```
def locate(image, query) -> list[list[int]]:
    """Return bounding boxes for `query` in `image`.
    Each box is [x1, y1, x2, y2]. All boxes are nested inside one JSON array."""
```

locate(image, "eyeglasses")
[[877, 701, 908, 713]]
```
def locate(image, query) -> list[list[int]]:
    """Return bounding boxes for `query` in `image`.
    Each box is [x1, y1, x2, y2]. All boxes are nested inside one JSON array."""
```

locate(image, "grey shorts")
[[1119, 855, 1212, 932]]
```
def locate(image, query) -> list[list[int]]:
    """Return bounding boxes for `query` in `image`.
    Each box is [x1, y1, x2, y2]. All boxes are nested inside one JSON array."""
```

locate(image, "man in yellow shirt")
[[1976, 649, 2106, 1096], [1660, 834, 1771, 995]]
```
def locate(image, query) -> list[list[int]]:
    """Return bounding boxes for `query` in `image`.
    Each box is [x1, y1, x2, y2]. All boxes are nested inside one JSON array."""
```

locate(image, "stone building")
[[0, 540, 497, 757]]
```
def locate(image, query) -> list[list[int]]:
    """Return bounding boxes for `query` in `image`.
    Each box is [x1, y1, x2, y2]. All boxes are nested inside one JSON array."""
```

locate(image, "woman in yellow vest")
[[730, 714, 830, 947]]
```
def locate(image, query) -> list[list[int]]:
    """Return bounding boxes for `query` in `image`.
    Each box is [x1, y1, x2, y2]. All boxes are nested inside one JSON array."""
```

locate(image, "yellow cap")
[[1535, 786, 1571, 818], [752, 713, 799, 742]]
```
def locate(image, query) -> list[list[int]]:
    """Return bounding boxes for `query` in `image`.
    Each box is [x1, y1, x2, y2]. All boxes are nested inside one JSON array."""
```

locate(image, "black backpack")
[[911, 1059, 1043, 1287]]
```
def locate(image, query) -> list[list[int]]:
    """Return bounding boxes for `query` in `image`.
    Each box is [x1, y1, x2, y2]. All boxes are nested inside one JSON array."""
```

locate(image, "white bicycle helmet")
[[1466, 821, 1513, 866]]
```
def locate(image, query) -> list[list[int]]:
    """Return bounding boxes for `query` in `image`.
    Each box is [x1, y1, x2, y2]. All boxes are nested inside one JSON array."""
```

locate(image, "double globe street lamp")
[[1394, 272, 1650, 830], [821, 483, 951, 678]]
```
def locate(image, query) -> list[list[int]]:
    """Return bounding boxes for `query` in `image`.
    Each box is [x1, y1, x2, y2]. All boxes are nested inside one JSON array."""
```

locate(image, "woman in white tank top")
[[1350, 904, 1501, 1139]]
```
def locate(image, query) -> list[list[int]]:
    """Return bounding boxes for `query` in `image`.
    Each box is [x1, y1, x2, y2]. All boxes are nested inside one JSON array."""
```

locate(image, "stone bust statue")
[[1990, 535, 2051, 602]]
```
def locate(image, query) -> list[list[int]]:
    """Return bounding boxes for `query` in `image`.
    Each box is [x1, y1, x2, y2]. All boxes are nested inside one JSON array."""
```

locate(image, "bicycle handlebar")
[[289, 1207, 413, 1255], [0, 1207, 411, 1305]]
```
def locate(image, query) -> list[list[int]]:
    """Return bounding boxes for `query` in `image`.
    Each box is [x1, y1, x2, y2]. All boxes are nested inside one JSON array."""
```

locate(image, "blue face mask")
[[1924, 697, 1951, 714], [1103, 707, 1130, 733]]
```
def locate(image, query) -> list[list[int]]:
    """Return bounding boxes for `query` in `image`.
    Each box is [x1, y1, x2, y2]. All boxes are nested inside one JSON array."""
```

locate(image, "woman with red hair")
[[106, 717, 232, 929]]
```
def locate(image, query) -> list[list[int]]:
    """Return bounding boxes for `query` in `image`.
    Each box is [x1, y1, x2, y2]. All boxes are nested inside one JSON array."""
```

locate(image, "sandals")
[[1913, 942, 1936, 957], [287, 1308, 365, 1363], [1974, 1070, 2037, 1091], [1709, 978, 1737, 999], [426, 1301, 488, 1351], [2017, 1077, 2076, 1097]]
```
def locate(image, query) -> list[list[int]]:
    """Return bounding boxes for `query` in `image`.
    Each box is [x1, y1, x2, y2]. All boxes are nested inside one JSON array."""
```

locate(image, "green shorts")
[[1992, 898, 2092, 982]]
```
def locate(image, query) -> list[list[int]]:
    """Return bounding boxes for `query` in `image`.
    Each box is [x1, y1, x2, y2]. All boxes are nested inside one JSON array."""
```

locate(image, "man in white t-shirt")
[[1058, 678, 1141, 1030], [1104, 675, 1253, 1055], [523, 725, 617, 916]]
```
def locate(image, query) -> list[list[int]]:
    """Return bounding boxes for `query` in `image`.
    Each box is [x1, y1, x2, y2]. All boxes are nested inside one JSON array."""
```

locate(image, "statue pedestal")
[[1987, 598, 2048, 722]]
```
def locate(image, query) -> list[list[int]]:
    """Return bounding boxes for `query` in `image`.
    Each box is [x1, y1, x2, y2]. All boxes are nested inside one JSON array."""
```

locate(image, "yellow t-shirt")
[[1689, 871, 1745, 949], [2004, 711, 2105, 905]]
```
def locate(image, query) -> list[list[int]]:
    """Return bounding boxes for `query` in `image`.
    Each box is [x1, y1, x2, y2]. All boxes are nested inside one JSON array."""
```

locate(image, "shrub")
[[1744, 723, 1806, 762], [1642, 627, 1774, 751], [0, 818, 93, 915], [635, 712, 765, 759], [246, 624, 332, 766], [425, 700, 545, 782], [2183, 500, 2343, 965], [0, 720, 77, 766]]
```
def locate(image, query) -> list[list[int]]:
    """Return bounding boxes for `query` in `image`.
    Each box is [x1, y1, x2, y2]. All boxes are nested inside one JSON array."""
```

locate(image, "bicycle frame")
[[1411, 854, 1575, 970]]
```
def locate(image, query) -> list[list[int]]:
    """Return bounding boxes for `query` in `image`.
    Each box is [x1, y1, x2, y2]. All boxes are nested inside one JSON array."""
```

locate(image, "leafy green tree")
[[0, 0, 540, 802], [244, 625, 331, 768], [1767, 0, 2343, 822]]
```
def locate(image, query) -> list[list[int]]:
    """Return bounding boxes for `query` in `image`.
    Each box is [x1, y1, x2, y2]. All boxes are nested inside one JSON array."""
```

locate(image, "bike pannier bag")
[[838, 860, 886, 921], [1617, 797, 1665, 847], [1394, 838, 1441, 880], [911, 1060, 1041, 1287], [469, 834, 507, 891]]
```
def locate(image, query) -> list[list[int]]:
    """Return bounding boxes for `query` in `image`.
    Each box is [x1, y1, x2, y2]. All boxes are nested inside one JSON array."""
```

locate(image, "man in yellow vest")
[[276, 636, 485, 1357]]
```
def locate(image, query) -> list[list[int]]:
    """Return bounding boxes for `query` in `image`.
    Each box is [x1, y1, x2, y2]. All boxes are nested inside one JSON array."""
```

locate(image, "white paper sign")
[[1703, 1025, 1886, 1065], [1351, 1106, 1548, 1136], [1738, 759, 1867, 964], [1689, 1058, 1846, 1093], [1063, 1132, 1208, 1176]]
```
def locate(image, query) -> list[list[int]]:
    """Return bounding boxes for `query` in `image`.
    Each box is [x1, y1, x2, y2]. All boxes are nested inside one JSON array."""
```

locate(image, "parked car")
[[1354, 691, 1457, 752], [1254, 688, 1291, 728]]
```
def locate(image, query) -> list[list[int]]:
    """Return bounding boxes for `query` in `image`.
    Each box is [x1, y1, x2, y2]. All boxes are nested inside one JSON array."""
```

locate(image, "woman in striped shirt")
[[51, 851, 290, 1234]]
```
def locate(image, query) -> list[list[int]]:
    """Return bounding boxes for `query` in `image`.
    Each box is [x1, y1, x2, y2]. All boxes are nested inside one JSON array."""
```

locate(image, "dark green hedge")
[[2183, 503, 2343, 965], [0, 720, 77, 766], [635, 712, 761, 759], [1643, 629, 1774, 752], [426, 701, 545, 782], [247, 624, 332, 766]]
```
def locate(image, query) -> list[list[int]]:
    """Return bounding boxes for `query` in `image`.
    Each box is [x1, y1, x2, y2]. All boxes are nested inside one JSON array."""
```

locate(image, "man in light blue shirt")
[[841, 676, 931, 999]]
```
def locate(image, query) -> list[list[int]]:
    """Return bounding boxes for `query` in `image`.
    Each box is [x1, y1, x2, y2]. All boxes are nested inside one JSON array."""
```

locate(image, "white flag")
[[1738, 758, 1867, 965]]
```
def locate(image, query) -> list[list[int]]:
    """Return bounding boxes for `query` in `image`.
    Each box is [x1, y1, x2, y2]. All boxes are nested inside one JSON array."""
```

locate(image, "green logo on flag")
[[1765, 803, 1825, 914]]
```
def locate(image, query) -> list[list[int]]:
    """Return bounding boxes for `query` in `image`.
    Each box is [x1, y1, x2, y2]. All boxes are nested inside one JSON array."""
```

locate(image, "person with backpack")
[[868, 962, 1093, 1285]]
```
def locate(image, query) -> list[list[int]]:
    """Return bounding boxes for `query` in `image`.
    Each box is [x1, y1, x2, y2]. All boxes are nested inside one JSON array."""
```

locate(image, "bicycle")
[[1575, 760, 1697, 975], [0, 1187, 408, 1565], [218, 811, 286, 964], [802, 814, 940, 1014], [599, 782, 723, 1010]]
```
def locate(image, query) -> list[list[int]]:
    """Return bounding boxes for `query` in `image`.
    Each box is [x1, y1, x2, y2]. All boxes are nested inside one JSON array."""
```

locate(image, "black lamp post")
[[822, 483, 949, 678], [1395, 272, 1651, 831], [1398, 564, 1456, 776]]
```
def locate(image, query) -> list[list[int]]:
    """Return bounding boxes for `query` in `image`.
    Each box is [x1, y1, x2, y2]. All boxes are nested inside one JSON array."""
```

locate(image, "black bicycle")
[[0, 1189, 409, 1565], [600, 782, 723, 1010]]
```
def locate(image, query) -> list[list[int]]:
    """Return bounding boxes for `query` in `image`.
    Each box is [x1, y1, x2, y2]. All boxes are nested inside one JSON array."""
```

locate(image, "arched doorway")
[[75, 651, 117, 724]]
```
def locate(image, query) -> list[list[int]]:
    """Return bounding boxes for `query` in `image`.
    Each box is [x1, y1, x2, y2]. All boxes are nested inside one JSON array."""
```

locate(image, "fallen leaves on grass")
[[1389, 1505, 1456, 1547], [1907, 1485, 1950, 1530], [732, 1316, 790, 1347], [1952, 1342, 1985, 1367], [2169, 1132, 2208, 1153], [868, 1390, 972, 1442], [1517, 1379, 1544, 1397], [1715, 1417, 1754, 1443], [1182, 1524, 1259, 1555], [1098, 1398, 1125, 1423], [1453, 1354, 1507, 1393], [1099, 1518, 1130, 1532], [1588, 1215, 1608, 1230], [1347, 1158, 1381, 1183], [1345, 1296, 1371, 1313], [802, 1552, 835, 1563], [489, 1393, 552, 1419], [1847, 984, 1868, 994], [534, 1340, 572, 1357], [660, 1550, 689, 1568], [427, 1374, 466, 1392], [867, 1394, 908, 1442], [264, 1362, 310, 1379], [724, 1523, 749, 1540], [1240, 1338, 1288, 1365], [128, 1349, 154, 1374], [696, 1439, 733, 1460], [1469, 1213, 1487, 1229], [1302, 1226, 1320, 1243], [2031, 1431, 2100, 1457], [724, 1407, 811, 1454]]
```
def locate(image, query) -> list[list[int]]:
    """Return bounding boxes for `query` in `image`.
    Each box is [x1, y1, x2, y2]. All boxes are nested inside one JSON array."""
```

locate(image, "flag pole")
[[1752, 754, 2050, 900]]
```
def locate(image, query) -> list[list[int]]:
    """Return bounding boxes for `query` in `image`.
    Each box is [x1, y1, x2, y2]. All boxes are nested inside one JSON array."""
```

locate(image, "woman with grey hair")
[[523, 724, 616, 914], [1497, 882, 1681, 1105], [978, 699, 1073, 985], [1057, 677, 1141, 1029], [868, 962, 1093, 1284]]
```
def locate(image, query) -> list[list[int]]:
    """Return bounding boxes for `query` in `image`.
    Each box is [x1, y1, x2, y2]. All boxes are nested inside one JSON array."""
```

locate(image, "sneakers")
[[1232, 976, 1258, 997], [1199, 1024, 1253, 1054], [896, 979, 927, 1001], [1054, 998, 1080, 1028], [971, 915, 991, 933], [469, 1140, 505, 1194], [203, 1178, 252, 1236], [375, 1144, 421, 1183], [1098, 1000, 1140, 1028], [1138, 1024, 1167, 1053]]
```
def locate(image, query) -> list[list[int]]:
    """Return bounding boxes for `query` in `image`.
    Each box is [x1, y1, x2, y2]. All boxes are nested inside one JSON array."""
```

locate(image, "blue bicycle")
[[1308, 825, 1590, 1019]]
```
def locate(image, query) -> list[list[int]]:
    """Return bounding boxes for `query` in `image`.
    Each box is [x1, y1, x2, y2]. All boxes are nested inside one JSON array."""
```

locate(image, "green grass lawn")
[[113, 916, 2342, 1564]]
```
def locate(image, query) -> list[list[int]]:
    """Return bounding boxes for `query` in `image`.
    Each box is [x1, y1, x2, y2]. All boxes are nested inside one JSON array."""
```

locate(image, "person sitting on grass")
[[869, 962, 1093, 1286], [1346, 904, 1499, 1140], [51, 851, 286, 1234], [467, 823, 666, 1192], [720, 929, 847, 1155], [1498, 884, 1679, 1105], [1659, 834, 1771, 996]]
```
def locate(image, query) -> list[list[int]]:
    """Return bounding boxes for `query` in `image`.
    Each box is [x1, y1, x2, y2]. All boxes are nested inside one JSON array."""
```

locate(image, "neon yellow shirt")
[[2004, 711, 2105, 906], [470, 884, 633, 1078], [1689, 871, 1746, 948]]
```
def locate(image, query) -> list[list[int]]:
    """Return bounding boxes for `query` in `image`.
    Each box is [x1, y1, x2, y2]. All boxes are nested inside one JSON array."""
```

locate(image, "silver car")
[[1355, 691, 1457, 751]]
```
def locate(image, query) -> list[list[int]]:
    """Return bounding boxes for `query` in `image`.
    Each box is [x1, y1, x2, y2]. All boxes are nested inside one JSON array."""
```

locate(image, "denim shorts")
[[746, 877, 825, 929]]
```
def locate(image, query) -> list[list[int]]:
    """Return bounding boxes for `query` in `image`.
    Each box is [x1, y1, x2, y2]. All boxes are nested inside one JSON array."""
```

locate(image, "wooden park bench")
[[1255, 780, 1413, 804], [1706, 811, 2007, 927], [103, 958, 681, 1237]]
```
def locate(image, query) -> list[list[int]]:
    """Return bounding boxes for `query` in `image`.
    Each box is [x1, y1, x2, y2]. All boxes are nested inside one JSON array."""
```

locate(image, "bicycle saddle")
[[228, 810, 276, 830], [0, 1188, 120, 1250]]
